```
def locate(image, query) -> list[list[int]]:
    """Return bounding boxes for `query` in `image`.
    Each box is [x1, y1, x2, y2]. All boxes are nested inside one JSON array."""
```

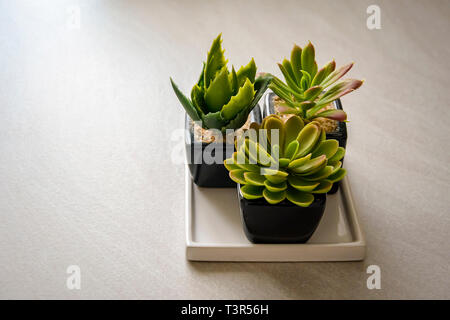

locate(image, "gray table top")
[[0, 0, 449, 299]]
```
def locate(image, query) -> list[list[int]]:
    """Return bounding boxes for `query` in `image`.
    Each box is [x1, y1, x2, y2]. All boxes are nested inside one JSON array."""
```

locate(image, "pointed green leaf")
[[282, 59, 296, 86], [278, 63, 301, 93], [236, 58, 256, 87], [304, 85, 323, 101], [204, 66, 232, 112], [170, 78, 201, 121], [222, 75, 272, 131], [310, 109, 347, 121], [191, 84, 207, 115], [300, 70, 311, 91], [220, 78, 255, 120], [311, 60, 335, 87], [204, 34, 227, 88], [317, 78, 363, 106], [229, 65, 239, 95], [321, 62, 354, 88]]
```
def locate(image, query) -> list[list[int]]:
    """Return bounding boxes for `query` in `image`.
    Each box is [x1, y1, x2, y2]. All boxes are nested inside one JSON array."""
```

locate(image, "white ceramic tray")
[[185, 167, 366, 262]]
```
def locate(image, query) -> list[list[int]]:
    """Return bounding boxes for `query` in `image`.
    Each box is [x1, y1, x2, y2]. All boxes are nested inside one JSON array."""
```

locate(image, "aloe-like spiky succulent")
[[170, 34, 272, 131], [268, 42, 363, 122], [224, 114, 346, 207]]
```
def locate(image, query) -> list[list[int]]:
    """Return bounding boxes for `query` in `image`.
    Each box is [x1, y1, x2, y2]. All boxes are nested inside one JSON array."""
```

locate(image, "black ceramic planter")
[[263, 92, 347, 194], [185, 106, 262, 188], [237, 184, 326, 244]]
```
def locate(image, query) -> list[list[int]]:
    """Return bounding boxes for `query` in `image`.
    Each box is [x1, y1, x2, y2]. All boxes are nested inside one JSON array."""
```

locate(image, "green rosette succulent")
[[269, 42, 363, 122], [170, 34, 272, 132], [224, 114, 346, 207]]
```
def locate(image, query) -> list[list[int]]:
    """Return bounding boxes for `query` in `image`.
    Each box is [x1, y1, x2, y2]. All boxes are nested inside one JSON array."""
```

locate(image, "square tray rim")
[[185, 166, 366, 261]]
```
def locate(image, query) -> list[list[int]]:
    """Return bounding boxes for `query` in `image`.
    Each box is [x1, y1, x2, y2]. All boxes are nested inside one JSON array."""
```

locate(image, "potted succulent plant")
[[264, 42, 363, 193], [224, 114, 346, 243], [170, 34, 271, 187]]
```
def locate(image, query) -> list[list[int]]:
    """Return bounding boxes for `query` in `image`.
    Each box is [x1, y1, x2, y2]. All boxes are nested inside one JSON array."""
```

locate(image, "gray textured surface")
[[0, 0, 449, 299]]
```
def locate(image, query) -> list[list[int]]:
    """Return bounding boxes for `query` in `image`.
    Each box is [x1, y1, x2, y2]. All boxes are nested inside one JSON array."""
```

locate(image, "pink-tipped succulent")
[[269, 42, 363, 122]]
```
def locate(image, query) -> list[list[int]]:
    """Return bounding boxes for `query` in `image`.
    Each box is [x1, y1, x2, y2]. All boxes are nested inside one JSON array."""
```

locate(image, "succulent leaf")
[[327, 168, 347, 183], [286, 188, 314, 207], [191, 84, 208, 115], [290, 44, 303, 84], [311, 60, 335, 87], [222, 74, 272, 132], [288, 176, 320, 192], [278, 63, 302, 93], [170, 78, 201, 121], [204, 66, 232, 112], [328, 147, 345, 162], [264, 180, 288, 192], [321, 63, 354, 88], [291, 155, 327, 174], [236, 58, 257, 87], [302, 165, 334, 181], [279, 158, 290, 168], [301, 42, 316, 79], [284, 115, 304, 144], [171, 34, 270, 130], [229, 66, 239, 95], [309, 109, 347, 121], [263, 189, 286, 204], [202, 111, 227, 129], [311, 140, 339, 159], [296, 122, 321, 157], [204, 34, 227, 88], [220, 78, 255, 120], [225, 115, 347, 206], [288, 153, 311, 169], [311, 180, 333, 193], [282, 59, 297, 86], [241, 185, 264, 199], [244, 172, 266, 186], [304, 86, 323, 101], [284, 140, 300, 160], [265, 43, 362, 123], [229, 169, 247, 184]]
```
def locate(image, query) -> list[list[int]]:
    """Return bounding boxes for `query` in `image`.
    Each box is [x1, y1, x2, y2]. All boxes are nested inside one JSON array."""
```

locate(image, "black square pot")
[[263, 92, 346, 194], [185, 106, 262, 188], [237, 184, 327, 244]]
